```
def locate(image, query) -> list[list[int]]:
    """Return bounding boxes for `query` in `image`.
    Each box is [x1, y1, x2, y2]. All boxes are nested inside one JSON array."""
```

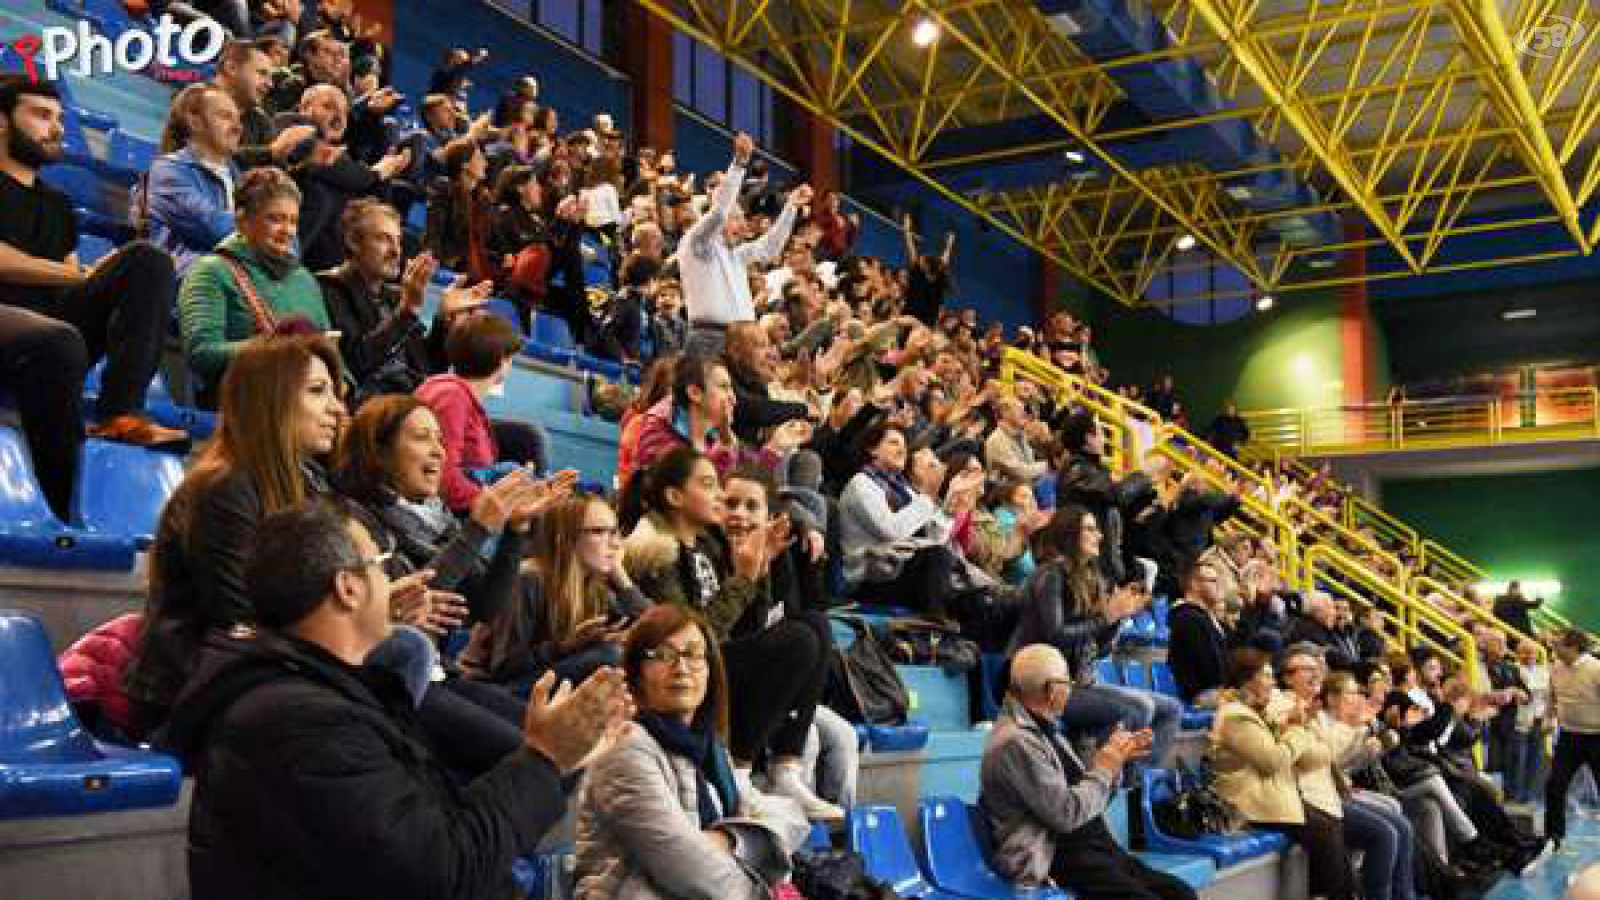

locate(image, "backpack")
[[791, 849, 902, 900], [826, 617, 910, 726]]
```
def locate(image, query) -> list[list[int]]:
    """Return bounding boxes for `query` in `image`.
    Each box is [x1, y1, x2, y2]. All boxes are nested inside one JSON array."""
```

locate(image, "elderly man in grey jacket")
[[980, 644, 1195, 900]]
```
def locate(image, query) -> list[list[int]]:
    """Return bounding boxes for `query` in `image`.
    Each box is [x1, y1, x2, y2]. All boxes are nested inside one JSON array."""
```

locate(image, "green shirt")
[[179, 232, 330, 383]]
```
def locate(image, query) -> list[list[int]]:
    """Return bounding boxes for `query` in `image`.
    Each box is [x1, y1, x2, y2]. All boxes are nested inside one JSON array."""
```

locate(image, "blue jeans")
[[1507, 728, 1547, 801], [1060, 682, 1182, 768], [1344, 793, 1415, 900]]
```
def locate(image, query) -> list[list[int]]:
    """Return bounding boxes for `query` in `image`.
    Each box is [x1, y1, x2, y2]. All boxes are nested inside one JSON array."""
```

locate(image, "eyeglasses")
[[580, 525, 620, 538], [643, 645, 709, 667], [348, 550, 394, 572]]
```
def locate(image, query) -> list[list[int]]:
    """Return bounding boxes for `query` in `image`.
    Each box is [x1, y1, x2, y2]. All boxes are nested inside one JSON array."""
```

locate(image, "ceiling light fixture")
[[1500, 308, 1537, 321], [1063, 149, 1086, 164], [1175, 233, 1197, 252], [1256, 295, 1275, 311], [911, 18, 940, 47]]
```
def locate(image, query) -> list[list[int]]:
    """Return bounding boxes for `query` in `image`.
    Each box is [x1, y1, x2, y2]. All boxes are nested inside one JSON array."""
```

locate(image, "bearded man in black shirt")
[[0, 75, 186, 517]]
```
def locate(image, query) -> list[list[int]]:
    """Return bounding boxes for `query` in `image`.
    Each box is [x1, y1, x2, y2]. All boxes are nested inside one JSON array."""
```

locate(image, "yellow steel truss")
[[635, 0, 1600, 306]]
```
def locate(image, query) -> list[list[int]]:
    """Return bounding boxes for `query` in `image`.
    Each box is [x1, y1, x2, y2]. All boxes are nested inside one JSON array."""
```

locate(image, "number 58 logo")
[[1516, 14, 1586, 59]]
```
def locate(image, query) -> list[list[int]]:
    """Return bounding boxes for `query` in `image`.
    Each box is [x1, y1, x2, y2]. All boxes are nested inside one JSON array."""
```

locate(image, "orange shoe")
[[88, 414, 192, 452]]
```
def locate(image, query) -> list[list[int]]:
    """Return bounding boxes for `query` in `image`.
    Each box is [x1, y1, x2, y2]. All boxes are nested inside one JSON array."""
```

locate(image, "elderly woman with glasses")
[[575, 604, 808, 900], [1283, 647, 1417, 900]]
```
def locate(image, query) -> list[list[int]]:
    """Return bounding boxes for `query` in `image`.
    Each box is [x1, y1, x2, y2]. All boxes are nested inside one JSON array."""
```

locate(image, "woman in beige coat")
[[1210, 649, 1356, 899], [575, 604, 808, 900]]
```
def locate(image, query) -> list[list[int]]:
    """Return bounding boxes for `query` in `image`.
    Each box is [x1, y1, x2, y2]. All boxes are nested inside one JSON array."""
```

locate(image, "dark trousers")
[[417, 676, 526, 777], [1260, 806, 1356, 899], [11, 242, 174, 421], [852, 545, 957, 617], [1050, 840, 1196, 900], [1545, 730, 1600, 842], [0, 304, 87, 519], [723, 614, 828, 762]]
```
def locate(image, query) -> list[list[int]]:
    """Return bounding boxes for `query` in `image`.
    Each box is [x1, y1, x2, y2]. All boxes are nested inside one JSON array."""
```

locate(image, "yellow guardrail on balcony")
[[1242, 387, 1600, 457]]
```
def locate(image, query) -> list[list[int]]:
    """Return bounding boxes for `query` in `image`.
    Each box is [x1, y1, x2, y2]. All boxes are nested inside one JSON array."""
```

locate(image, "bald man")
[[289, 84, 412, 270], [980, 645, 1195, 900], [1284, 591, 1358, 672]]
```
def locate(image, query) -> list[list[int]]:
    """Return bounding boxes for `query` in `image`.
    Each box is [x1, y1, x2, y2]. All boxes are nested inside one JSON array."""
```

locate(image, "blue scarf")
[[636, 711, 740, 827], [863, 464, 915, 513]]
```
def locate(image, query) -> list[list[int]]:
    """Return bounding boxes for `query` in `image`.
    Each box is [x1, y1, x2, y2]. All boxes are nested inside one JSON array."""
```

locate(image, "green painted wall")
[[1380, 468, 1600, 631], [1065, 290, 1388, 426]]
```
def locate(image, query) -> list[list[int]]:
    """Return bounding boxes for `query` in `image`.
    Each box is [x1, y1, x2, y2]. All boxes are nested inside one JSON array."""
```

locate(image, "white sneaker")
[[767, 762, 845, 821]]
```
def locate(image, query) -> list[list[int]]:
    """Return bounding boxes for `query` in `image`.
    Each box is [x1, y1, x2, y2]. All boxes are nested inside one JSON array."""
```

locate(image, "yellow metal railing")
[[1242, 386, 1600, 457], [999, 349, 1592, 650], [1305, 544, 1482, 691], [1412, 576, 1549, 669]]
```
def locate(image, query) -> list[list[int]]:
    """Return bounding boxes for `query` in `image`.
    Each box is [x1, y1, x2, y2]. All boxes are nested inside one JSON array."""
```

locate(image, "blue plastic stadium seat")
[[919, 797, 1072, 900], [524, 340, 576, 366], [1140, 769, 1286, 867], [533, 312, 575, 349], [0, 428, 139, 570], [0, 612, 182, 817], [1106, 792, 1216, 889], [1149, 661, 1214, 730], [1093, 657, 1123, 687], [1120, 660, 1150, 691], [1032, 474, 1056, 510], [484, 297, 525, 335], [847, 806, 966, 900], [431, 266, 460, 286], [40, 163, 104, 211], [865, 720, 930, 752], [580, 354, 624, 380], [106, 129, 155, 178], [74, 439, 184, 548], [76, 233, 117, 265], [807, 821, 833, 851]]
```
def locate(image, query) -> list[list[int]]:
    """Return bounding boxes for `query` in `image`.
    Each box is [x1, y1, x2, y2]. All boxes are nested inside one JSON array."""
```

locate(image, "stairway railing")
[[995, 348, 1584, 655]]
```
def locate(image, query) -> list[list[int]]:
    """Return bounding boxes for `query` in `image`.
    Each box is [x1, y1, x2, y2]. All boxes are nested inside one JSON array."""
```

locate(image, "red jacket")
[[622, 397, 781, 488], [58, 612, 143, 734], [417, 374, 497, 512]]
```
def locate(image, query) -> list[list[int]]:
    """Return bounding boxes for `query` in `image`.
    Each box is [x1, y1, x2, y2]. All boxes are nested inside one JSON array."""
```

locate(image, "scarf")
[[863, 464, 915, 513], [636, 711, 740, 827]]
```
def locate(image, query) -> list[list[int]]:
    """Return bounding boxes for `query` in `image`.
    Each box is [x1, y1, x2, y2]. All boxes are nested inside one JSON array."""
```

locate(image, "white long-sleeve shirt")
[[672, 158, 799, 325]]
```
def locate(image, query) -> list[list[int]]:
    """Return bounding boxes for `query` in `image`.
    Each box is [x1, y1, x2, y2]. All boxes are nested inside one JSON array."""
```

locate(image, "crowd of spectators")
[[1, 7, 1593, 900]]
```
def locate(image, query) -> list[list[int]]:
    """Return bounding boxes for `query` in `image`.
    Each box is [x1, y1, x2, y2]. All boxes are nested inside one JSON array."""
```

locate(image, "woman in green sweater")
[[178, 166, 331, 405]]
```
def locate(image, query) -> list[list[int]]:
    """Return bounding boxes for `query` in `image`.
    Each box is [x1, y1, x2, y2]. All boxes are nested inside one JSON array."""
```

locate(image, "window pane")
[[673, 32, 693, 105], [582, 0, 604, 55], [730, 69, 761, 136], [537, 0, 580, 43], [694, 42, 726, 121]]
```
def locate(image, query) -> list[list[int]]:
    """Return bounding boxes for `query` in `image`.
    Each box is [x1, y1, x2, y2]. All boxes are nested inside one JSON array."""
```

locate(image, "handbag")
[[826, 617, 910, 726], [791, 849, 901, 900], [884, 620, 980, 674], [217, 252, 282, 336], [1152, 758, 1246, 838]]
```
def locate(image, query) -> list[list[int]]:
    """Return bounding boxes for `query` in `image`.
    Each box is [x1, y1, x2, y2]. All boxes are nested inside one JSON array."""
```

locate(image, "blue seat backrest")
[[0, 613, 97, 763], [1150, 660, 1179, 698], [1152, 597, 1171, 628], [1121, 660, 1151, 691], [1107, 791, 1130, 848], [533, 313, 575, 349], [0, 427, 61, 528], [74, 439, 185, 541], [848, 805, 933, 897], [1093, 657, 1122, 687]]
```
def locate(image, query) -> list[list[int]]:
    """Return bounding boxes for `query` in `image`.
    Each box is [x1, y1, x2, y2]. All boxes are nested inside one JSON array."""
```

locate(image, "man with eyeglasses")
[[164, 500, 632, 900], [980, 644, 1195, 900], [1169, 560, 1229, 708]]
